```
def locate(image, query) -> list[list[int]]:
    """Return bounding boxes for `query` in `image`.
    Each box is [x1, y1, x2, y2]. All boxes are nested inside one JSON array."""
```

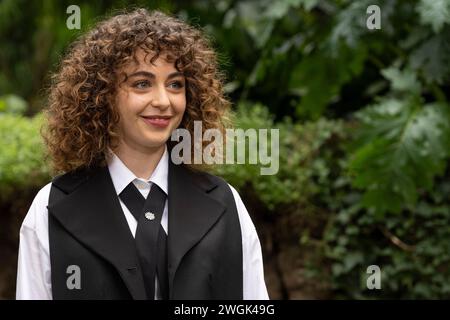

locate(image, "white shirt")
[[16, 147, 269, 300]]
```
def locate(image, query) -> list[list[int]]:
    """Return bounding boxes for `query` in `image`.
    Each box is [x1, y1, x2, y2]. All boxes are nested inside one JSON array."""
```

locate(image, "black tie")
[[119, 182, 169, 300]]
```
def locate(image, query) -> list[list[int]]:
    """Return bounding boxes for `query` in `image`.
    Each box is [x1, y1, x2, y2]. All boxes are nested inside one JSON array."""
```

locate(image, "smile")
[[141, 115, 172, 128]]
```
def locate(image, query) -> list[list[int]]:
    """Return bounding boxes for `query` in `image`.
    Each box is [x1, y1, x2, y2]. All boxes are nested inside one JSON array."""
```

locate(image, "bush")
[[213, 102, 346, 211], [215, 103, 450, 299], [0, 112, 50, 200]]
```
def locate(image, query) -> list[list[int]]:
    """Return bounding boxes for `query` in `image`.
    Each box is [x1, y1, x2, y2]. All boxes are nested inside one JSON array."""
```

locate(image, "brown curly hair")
[[43, 8, 231, 174]]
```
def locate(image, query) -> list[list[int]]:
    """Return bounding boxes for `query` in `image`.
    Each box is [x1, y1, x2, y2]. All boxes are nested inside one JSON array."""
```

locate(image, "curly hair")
[[43, 8, 231, 174]]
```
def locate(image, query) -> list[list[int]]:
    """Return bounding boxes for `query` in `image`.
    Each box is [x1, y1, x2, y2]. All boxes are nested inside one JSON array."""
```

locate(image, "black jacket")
[[47, 159, 243, 299]]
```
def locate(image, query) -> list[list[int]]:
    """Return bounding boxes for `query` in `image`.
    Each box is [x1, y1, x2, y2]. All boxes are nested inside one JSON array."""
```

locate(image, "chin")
[[141, 137, 169, 150]]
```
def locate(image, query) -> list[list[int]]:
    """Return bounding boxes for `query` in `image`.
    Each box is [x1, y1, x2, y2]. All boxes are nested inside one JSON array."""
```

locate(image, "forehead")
[[120, 49, 178, 74]]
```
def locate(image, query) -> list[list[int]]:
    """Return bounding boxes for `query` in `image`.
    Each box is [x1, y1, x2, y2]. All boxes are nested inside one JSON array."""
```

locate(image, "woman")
[[16, 8, 268, 300]]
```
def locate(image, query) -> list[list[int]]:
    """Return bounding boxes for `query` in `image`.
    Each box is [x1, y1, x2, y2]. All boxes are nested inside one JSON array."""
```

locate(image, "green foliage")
[[409, 33, 450, 85], [290, 44, 367, 119], [322, 173, 450, 299], [0, 113, 50, 200], [213, 103, 345, 210], [417, 0, 450, 33], [0, 94, 28, 115], [217, 102, 450, 299], [350, 98, 450, 216]]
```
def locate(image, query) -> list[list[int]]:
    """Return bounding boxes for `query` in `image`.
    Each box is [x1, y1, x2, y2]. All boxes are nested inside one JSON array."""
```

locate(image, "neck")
[[112, 142, 166, 180]]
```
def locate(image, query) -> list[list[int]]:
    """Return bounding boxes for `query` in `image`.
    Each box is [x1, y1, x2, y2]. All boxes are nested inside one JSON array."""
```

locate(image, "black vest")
[[47, 159, 243, 300]]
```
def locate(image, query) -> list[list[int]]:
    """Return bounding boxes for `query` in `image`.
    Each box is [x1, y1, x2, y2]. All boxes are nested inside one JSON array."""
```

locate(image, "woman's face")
[[114, 50, 186, 153]]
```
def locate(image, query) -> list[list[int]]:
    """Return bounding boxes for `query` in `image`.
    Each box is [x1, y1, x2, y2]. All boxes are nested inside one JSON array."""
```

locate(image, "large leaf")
[[409, 34, 450, 84], [381, 67, 421, 94], [350, 99, 450, 216], [416, 0, 450, 33], [290, 44, 367, 119]]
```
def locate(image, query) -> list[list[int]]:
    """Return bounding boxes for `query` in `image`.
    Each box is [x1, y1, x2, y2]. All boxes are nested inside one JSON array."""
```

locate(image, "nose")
[[151, 85, 170, 110]]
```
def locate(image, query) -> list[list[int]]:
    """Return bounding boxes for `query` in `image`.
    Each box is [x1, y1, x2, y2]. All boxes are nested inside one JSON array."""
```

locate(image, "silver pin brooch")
[[144, 212, 155, 220]]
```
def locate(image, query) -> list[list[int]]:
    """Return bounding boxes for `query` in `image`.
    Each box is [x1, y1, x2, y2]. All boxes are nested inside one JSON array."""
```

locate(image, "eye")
[[169, 81, 184, 89], [133, 80, 150, 89]]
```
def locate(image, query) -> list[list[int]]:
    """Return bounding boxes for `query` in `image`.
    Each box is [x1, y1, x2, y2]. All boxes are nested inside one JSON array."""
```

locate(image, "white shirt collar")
[[107, 146, 169, 196]]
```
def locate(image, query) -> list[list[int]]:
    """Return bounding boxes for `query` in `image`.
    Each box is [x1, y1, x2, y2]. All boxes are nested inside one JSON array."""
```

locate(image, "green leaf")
[[416, 0, 450, 33], [381, 67, 421, 94], [350, 99, 450, 215], [409, 35, 450, 84], [329, 0, 372, 49], [265, 0, 303, 19], [291, 45, 367, 119], [298, 0, 319, 11]]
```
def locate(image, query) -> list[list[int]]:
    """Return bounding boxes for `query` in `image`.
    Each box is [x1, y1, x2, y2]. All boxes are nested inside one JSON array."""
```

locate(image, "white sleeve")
[[228, 184, 270, 300], [16, 183, 53, 300]]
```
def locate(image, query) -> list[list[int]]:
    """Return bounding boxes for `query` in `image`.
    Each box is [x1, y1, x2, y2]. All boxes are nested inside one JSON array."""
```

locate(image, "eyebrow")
[[127, 71, 184, 80]]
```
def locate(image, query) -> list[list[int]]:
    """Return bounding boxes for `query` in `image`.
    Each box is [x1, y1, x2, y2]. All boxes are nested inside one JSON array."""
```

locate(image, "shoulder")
[[51, 166, 99, 194], [34, 182, 53, 205], [190, 168, 236, 200], [198, 170, 244, 207], [21, 182, 52, 229], [193, 169, 256, 229], [20, 166, 95, 234]]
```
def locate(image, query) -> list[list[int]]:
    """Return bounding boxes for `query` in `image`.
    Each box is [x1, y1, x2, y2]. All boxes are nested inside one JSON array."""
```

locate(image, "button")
[[126, 267, 137, 274], [145, 212, 155, 220]]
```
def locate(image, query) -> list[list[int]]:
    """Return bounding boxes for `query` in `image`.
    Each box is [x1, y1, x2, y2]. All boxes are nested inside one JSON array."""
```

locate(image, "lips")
[[141, 115, 172, 128]]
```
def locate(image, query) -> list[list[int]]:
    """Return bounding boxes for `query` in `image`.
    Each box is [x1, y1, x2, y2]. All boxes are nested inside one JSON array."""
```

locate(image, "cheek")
[[174, 95, 187, 115], [114, 95, 126, 126], [114, 92, 138, 131], [116, 92, 146, 119], [115, 91, 130, 115], [172, 100, 186, 128]]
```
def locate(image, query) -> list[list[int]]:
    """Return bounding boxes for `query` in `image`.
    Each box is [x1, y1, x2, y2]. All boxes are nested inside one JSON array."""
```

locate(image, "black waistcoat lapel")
[[47, 166, 147, 299], [166, 161, 226, 298]]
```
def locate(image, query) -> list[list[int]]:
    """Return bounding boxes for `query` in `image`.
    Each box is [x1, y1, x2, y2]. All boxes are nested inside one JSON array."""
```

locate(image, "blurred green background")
[[1, 0, 450, 299]]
